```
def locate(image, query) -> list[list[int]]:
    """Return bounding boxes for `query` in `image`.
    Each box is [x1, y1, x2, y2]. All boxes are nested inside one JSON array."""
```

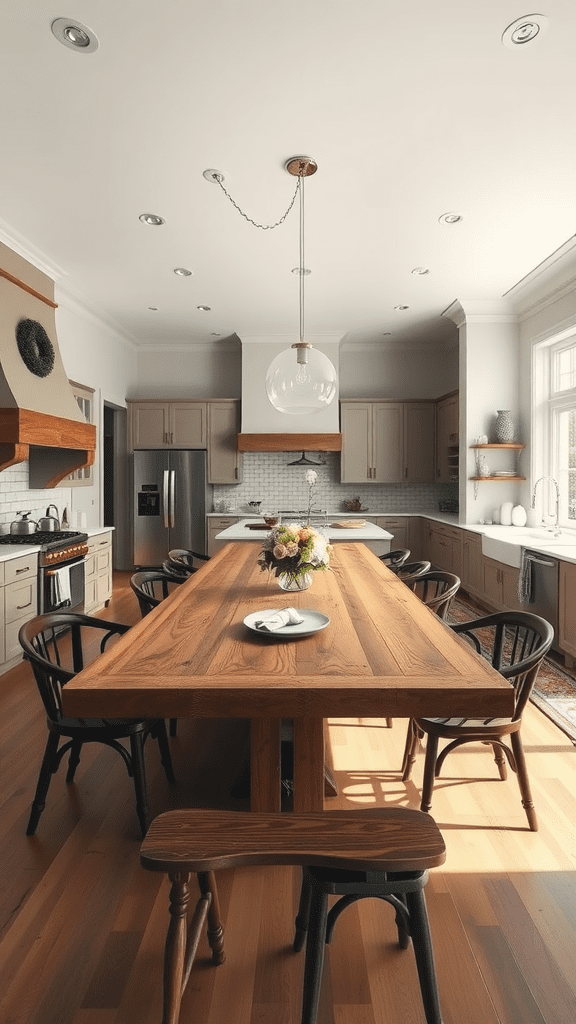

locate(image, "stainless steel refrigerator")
[[132, 450, 211, 567]]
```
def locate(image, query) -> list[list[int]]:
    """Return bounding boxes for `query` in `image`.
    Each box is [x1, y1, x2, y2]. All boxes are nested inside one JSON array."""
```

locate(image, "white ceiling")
[[1, 2, 575, 351]]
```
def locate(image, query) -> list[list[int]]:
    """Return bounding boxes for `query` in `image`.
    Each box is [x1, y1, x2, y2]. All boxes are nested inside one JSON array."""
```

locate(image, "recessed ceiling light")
[[148, 306, 159, 311], [394, 305, 409, 311], [502, 14, 549, 48], [411, 267, 430, 276], [173, 267, 192, 276], [382, 332, 392, 336], [211, 332, 221, 337], [291, 267, 311, 276], [51, 18, 99, 52], [438, 212, 463, 225], [197, 305, 211, 312], [139, 213, 165, 226]]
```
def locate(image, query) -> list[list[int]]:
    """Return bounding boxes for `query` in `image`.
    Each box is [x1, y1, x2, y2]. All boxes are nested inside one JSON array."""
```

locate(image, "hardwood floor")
[[1, 570, 576, 1024]]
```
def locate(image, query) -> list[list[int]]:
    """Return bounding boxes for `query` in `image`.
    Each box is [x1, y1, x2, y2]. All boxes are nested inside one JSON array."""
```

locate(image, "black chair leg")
[[155, 721, 176, 784], [27, 731, 60, 835], [130, 732, 151, 836], [405, 889, 443, 1024], [169, 717, 177, 737], [300, 883, 329, 1024], [293, 869, 312, 952], [65, 739, 83, 782]]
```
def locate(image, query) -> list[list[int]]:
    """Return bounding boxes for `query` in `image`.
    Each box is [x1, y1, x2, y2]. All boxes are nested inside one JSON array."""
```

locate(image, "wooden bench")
[[141, 807, 446, 1024]]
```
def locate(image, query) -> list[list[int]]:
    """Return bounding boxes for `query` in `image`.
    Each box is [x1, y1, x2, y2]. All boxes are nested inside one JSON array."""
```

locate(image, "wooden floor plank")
[[1, 571, 576, 1024]]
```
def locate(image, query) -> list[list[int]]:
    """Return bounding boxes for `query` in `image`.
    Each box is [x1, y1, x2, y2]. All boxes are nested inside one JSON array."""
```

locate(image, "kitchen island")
[[215, 517, 393, 557]]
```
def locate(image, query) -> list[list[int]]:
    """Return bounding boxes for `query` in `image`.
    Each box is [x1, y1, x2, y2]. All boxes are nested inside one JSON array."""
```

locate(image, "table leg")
[[293, 718, 325, 812], [250, 718, 281, 811]]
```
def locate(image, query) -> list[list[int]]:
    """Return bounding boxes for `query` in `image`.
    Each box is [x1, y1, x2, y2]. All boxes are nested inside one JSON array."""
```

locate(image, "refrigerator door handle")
[[163, 470, 170, 529], [170, 469, 176, 528]]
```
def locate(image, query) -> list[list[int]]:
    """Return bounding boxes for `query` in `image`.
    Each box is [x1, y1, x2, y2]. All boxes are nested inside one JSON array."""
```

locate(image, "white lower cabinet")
[[84, 532, 113, 615], [0, 553, 38, 669]]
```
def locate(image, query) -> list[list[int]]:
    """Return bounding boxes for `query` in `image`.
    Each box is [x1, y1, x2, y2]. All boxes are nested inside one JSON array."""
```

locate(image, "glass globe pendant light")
[[265, 157, 337, 415]]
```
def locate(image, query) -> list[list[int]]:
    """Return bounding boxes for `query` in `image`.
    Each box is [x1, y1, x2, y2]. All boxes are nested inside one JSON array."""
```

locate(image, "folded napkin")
[[254, 607, 305, 632]]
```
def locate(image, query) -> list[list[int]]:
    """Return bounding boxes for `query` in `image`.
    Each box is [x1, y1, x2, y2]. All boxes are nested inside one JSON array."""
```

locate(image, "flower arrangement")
[[304, 468, 317, 525], [258, 522, 330, 587]]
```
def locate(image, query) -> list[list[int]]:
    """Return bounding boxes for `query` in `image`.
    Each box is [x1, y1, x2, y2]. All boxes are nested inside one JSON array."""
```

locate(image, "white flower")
[[305, 469, 317, 486]]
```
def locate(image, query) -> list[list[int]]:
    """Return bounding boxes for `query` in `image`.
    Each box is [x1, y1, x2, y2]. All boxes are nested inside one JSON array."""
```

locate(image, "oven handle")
[[44, 557, 87, 576]]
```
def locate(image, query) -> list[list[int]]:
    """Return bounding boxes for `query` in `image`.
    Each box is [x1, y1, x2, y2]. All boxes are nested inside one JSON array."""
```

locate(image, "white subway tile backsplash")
[[213, 452, 457, 514], [0, 463, 73, 533]]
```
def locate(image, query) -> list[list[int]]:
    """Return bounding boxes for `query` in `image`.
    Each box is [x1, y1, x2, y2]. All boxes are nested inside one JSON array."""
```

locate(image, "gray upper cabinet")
[[207, 400, 243, 484], [129, 402, 207, 449], [340, 401, 435, 484]]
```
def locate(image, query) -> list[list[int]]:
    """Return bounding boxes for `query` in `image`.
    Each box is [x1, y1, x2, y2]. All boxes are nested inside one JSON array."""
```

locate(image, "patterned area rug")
[[448, 595, 576, 743]]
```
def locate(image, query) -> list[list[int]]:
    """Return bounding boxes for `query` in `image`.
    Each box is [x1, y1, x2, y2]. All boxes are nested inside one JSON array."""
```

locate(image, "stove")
[[0, 530, 89, 566]]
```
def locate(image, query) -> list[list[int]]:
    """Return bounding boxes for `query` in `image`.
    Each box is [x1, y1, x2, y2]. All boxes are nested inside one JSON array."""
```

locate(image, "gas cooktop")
[[0, 530, 87, 547]]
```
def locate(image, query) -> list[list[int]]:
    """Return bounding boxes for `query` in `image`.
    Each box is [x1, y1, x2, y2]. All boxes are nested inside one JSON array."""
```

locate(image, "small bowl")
[[263, 515, 279, 527]]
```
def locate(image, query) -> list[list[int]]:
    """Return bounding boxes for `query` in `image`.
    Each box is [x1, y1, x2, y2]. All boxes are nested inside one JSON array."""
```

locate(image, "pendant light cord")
[[299, 170, 305, 343]]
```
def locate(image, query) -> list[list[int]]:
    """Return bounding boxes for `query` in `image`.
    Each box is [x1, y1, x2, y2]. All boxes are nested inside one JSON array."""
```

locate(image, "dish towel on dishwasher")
[[254, 607, 304, 631], [517, 550, 532, 605], [49, 565, 72, 608]]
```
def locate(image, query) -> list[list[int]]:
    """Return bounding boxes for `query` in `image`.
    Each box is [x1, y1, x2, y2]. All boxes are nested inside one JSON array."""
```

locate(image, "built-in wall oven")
[[0, 531, 88, 615]]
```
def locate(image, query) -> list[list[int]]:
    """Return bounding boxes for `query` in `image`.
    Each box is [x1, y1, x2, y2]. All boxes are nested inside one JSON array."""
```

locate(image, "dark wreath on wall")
[[16, 318, 55, 378]]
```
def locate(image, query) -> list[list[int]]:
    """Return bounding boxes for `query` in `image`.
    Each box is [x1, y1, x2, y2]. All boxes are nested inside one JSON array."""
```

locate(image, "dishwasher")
[[520, 549, 559, 649]]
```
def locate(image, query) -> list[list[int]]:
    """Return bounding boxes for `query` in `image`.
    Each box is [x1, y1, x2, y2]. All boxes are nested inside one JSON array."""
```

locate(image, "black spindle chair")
[[401, 610, 554, 830], [19, 612, 175, 837]]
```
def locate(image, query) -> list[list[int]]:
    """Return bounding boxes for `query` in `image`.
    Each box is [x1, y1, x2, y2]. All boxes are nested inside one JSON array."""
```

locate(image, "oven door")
[[39, 558, 86, 615]]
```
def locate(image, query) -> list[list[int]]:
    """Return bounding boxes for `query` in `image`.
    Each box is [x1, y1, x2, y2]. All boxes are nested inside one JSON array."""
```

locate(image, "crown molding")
[[55, 285, 140, 352], [0, 218, 67, 281]]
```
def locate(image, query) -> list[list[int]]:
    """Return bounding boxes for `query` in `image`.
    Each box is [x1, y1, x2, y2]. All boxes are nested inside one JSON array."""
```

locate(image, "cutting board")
[[246, 523, 271, 530], [330, 520, 367, 529]]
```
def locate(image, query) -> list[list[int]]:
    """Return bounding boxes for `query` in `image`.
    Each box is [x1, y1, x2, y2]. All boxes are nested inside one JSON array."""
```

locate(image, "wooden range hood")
[[0, 248, 96, 488], [237, 432, 342, 452]]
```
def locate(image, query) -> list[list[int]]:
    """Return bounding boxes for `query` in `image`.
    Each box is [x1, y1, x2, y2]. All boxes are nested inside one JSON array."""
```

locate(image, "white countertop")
[[215, 518, 393, 543]]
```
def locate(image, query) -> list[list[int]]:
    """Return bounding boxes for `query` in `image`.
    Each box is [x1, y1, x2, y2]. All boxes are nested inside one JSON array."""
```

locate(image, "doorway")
[[103, 403, 129, 569]]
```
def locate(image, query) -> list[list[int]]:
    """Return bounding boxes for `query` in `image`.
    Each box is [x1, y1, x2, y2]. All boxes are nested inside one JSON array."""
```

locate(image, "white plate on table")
[[243, 609, 330, 638]]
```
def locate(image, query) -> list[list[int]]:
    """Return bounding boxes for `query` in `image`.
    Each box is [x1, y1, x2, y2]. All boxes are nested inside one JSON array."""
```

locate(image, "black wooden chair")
[[168, 548, 210, 576], [19, 612, 175, 837], [406, 570, 461, 621], [130, 571, 184, 616], [401, 610, 554, 830], [140, 807, 446, 1024], [394, 560, 432, 583], [379, 547, 411, 569], [130, 571, 185, 736]]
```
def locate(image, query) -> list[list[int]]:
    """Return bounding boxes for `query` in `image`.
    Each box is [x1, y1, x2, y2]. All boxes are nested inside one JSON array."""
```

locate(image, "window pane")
[[555, 407, 576, 523], [553, 342, 576, 393]]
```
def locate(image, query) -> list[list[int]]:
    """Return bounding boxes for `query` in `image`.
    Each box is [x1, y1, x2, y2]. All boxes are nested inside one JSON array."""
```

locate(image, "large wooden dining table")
[[62, 542, 515, 813]]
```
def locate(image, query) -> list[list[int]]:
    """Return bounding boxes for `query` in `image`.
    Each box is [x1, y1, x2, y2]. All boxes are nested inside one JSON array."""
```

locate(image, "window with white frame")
[[547, 336, 576, 526]]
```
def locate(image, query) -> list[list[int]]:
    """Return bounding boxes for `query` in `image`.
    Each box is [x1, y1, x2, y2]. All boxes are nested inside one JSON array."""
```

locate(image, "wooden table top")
[[62, 542, 514, 722]]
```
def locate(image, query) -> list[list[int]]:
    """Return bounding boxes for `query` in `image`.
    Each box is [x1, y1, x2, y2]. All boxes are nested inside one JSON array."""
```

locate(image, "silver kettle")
[[37, 504, 60, 531], [10, 511, 39, 535]]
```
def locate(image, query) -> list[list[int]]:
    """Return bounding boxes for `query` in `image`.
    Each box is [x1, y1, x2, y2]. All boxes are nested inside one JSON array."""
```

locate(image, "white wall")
[[339, 341, 458, 399], [133, 340, 242, 400]]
